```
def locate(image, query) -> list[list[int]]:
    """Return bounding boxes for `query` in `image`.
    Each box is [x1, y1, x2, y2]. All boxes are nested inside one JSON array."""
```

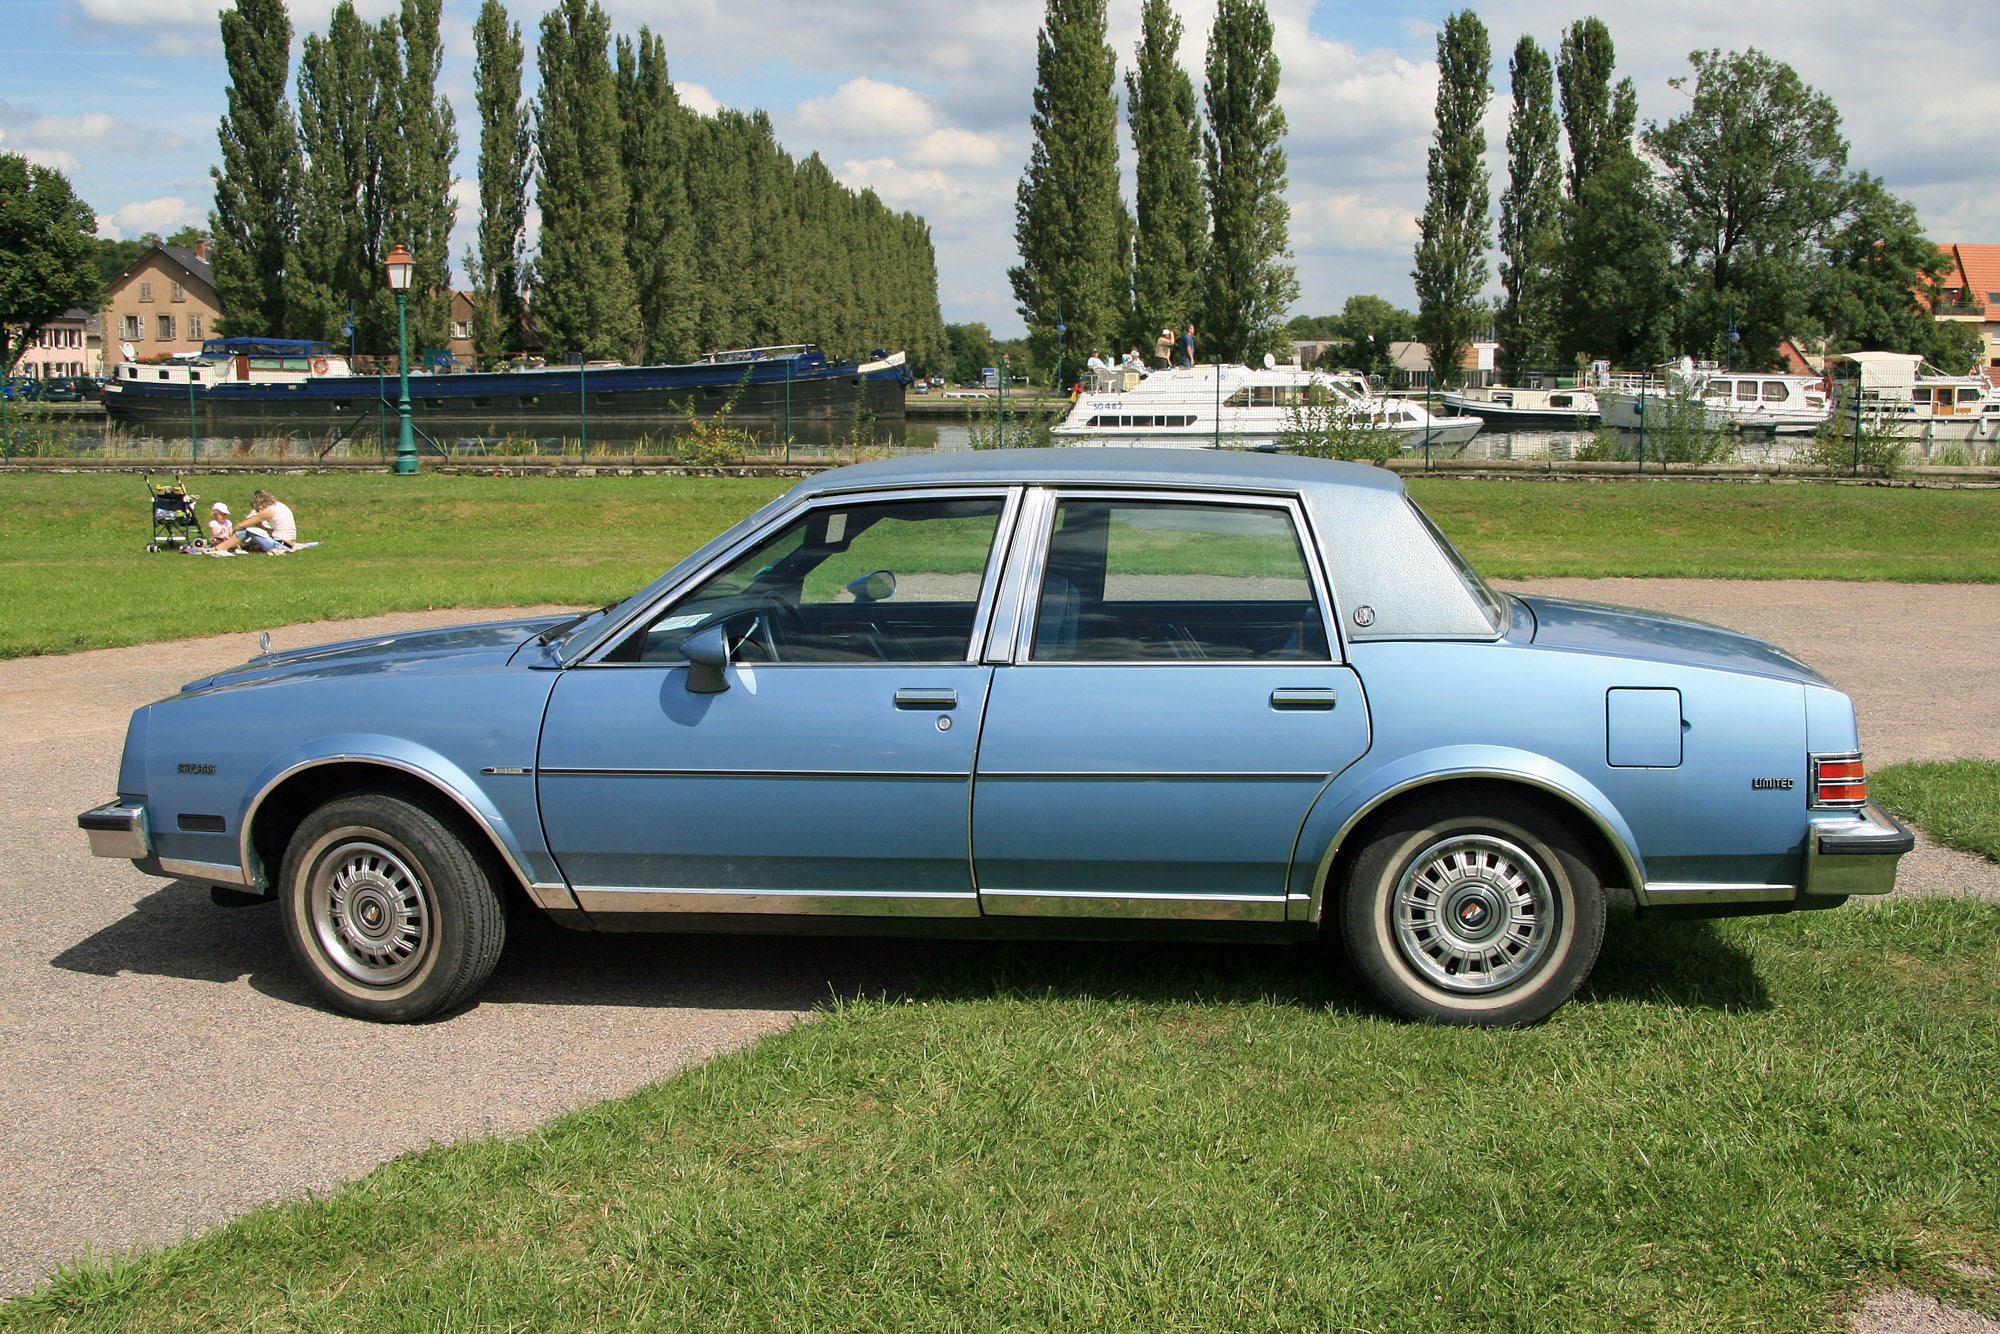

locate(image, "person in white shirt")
[[206, 502, 233, 544], [208, 489, 300, 555]]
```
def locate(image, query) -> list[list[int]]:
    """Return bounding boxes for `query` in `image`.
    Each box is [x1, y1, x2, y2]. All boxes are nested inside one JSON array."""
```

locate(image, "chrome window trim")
[[578, 485, 1023, 669], [981, 487, 1054, 664], [1011, 488, 1342, 668], [240, 754, 539, 895]]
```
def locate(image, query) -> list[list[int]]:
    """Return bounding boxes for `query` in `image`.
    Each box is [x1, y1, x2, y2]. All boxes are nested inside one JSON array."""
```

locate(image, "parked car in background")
[[80, 450, 1912, 1027], [35, 378, 82, 403]]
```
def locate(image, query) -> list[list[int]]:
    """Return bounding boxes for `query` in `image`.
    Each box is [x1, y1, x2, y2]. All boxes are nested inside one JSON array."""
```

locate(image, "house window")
[[171, 282, 185, 303], [450, 320, 471, 340], [1987, 292, 2000, 305], [121, 315, 141, 341], [189, 314, 203, 339], [157, 314, 175, 340], [139, 281, 153, 302]]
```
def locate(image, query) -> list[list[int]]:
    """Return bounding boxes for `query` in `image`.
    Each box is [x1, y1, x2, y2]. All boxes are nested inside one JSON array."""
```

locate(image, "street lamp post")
[[384, 243, 418, 475]]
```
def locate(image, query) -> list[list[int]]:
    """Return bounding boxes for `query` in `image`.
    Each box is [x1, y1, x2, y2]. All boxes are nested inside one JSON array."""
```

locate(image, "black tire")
[[1338, 792, 1605, 1028], [277, 792, 506, 1022]]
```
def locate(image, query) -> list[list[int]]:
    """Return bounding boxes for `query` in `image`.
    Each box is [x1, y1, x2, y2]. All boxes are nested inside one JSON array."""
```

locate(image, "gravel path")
[[2, 583, 1995, 1305]]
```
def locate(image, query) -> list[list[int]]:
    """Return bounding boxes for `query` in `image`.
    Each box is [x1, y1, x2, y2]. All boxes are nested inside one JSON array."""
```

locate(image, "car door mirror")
[[846, 569, 896, 604], [683, 623, 731, 694]]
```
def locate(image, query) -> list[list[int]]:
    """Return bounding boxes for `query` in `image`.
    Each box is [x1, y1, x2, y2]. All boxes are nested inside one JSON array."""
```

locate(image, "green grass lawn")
[[1872, 761, 2000, 862], [1, 472, 1996, 658], [5, 900, 1997, 1331]]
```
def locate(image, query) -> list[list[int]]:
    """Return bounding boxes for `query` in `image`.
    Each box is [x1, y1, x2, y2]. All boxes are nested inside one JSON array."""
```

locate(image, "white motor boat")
[[1601, 357, 1829, 434], [1052, 362, 1483, 452], [1830, 351, 2000, 446], [1441, 384, 1601, 427]]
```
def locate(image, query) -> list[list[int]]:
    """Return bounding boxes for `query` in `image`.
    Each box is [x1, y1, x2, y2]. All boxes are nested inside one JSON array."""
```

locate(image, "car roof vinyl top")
[[793, 447, 1408, 500]]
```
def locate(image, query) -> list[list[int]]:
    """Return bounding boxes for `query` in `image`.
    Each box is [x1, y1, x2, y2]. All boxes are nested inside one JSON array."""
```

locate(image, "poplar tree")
[[615, 28, 698, 362], [210, 0, 299, 337], [292, 1, 375, 343], [471, 0, 531, 359], [1009, 0, 1124, 373], [1126, 0, 1206, 351], [1496, 35, 1562, 382], [394, 0, 458, 354], [1201, 0, 1296, 363], [532, 0, 639, 361], [1556, 17, 1633, 205], [1412, 9, 1490, 388]]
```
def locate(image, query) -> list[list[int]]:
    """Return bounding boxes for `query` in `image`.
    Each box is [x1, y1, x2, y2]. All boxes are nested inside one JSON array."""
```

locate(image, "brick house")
[[103, 241, 221, 371], [1931, 243, 2000, 382]]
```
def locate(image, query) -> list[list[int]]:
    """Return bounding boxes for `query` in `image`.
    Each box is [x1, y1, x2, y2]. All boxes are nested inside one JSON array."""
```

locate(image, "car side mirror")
[[847, 569, 896, 604], [682, 624, 731, 694]]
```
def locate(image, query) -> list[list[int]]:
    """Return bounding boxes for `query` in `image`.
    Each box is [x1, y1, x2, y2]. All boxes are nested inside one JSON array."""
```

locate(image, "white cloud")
[[834, 157, 1011, 228], [95, 195, 206, 240], [1289, 194, 1419, 256], [903, 127, 1007, 169], [1, 138, 85, 175], [675, 81, 721, 117], [0, 108, 185, 156], [793, 77, 935, 142]]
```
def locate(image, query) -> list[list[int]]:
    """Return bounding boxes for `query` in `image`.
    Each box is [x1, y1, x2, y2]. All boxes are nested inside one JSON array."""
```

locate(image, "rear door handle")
[[894, 688, 957, 710], [1270, 687, 1337, 710]]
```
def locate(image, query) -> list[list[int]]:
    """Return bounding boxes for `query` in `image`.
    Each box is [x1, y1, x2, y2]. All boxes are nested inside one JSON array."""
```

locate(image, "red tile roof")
[[1949, 244, 2000, 319]]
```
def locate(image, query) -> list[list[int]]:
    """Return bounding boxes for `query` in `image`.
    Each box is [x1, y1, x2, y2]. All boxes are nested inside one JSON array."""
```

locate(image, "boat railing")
[[705, 344, 813, 364]]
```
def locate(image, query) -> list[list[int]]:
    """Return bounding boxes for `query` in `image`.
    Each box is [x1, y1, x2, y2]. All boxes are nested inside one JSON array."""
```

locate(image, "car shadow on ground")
[[49, 885, 1770, 1021]]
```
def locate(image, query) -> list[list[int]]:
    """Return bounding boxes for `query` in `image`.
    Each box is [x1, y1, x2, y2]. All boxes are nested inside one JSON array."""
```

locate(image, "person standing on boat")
[[1181, 323, 1196, 367], [1154, 328, 1175, 369]]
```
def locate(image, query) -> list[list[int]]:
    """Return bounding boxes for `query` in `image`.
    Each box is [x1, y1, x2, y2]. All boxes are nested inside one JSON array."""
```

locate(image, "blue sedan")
[[80, 450, 1912, 1026]]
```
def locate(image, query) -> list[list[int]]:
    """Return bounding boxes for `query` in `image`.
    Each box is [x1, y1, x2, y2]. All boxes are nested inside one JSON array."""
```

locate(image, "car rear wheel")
[[278, 792, 506, 1022], [1339, 793, 1605, 1027]]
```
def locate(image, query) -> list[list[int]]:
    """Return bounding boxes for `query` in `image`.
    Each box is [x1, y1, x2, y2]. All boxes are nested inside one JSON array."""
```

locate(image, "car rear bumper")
[[1804, 800, 1914, 898], [78, 802, 151, 859]]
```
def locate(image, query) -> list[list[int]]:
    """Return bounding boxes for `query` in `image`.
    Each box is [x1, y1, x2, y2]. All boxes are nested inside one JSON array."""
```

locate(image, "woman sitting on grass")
[[208, 489, 300, 556]]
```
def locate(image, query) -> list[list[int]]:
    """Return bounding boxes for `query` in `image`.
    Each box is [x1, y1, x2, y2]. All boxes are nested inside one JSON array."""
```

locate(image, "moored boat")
[[1601, 357, 1829, 434], [1830, 351, 2000, 445], [1440, 383, 1601, 427], [1052, 362, 1482, 452], [102, 338, 911, 445]]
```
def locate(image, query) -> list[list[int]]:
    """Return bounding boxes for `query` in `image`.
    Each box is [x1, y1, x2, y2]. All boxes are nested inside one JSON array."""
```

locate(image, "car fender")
[[1287, 744, 1646, 923], [238, 733, 541, 896]]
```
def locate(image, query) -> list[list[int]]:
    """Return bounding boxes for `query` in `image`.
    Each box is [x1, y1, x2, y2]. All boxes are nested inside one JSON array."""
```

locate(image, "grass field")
[[1872, 761, 2000, 863], [5, 899, 1996, 1331], [2, 471, 1998, 658]]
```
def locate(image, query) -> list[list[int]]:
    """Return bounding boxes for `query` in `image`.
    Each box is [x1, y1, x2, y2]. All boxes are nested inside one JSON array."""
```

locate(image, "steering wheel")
[[737, 596, 807, 662]]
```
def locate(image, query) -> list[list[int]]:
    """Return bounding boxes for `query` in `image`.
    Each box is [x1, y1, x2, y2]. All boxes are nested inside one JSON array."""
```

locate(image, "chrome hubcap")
[[310, 840, 430, 986], [1393, 834, 1556, 993]]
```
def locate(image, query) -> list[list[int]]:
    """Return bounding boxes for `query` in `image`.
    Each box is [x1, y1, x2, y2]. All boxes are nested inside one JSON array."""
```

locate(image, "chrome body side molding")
[[979, 888, 1285, 922], [158, 857, 256, 887], [571, 887, 981, 917]]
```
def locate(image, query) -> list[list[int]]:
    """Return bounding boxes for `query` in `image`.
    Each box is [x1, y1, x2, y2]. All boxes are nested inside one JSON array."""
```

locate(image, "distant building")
[[102, 240, 220, 372], [1388, 338, 1497, 389], [13, 309, 96, 378], [1931, 243, 2000, 380]]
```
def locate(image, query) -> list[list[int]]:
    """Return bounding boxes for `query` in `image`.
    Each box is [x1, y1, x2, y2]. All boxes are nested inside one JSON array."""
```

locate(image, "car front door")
[[971, 491, 1372, 922], [538, 489, 1015, 919]]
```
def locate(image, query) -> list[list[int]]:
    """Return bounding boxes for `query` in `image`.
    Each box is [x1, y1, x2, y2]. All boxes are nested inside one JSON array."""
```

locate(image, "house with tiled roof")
[[102, 240, 220, 372], [1932, 243, 2000, 381]]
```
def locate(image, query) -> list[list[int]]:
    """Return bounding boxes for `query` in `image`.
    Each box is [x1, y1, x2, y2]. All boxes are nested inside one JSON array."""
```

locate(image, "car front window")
[[614, 496, 1006, 664]]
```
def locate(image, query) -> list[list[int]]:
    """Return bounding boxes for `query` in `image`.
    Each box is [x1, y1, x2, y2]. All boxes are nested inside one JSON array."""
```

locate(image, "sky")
[[4, 0, 1997, 342]]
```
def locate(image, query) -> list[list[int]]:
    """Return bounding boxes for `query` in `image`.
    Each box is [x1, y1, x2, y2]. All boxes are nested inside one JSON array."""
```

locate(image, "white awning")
[[1831, 351, 1922, 389]]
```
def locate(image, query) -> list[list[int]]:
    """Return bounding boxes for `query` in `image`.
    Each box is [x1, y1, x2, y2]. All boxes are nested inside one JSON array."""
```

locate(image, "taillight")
[[1811, 753, 1867, 807]]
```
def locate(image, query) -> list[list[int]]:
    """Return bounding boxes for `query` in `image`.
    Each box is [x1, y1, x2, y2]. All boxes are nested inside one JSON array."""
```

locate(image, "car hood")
[[176, 614, 572, 694], [1516, 594, 1826, 685]]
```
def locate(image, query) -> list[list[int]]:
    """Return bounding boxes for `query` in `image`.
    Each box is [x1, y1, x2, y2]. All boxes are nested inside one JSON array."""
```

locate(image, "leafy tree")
[[210, 0, 300, 338], [1646, 48, 1847, 369], [532, 0, 639, 361], [1555, 17, 1633, 204], [616, 28, 698, 362], [1325, 294, 1416, 377], [1496, 35, 1562, 383], [1412, 9, 1490, 389], [93, 237, 147, 288], [1200, 0, 1296, 363], [393, 0, 458, 353], [1010, 0, 1125, 375], [1815, 174, 1979, 370], [1126, 0, 1206, 353], [471, 0, 531, 360], [292, 0, 375, 343], [0, 153, 102, 375], [942, 323, 996, 386], [1556, 147, 1674, 368]]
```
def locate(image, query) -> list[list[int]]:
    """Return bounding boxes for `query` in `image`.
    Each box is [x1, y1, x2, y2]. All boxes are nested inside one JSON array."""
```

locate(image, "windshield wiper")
[[536, 603, 616, 645]]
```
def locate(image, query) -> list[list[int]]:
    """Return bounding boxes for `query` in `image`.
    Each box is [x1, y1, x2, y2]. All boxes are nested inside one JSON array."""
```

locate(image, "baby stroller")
[[145, 473, 204, 552]]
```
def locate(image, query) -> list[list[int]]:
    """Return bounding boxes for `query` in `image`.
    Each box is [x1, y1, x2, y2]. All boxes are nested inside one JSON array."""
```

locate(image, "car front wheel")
[[278, 792, 506, 1022], [1339, 793, 1605, 1027]]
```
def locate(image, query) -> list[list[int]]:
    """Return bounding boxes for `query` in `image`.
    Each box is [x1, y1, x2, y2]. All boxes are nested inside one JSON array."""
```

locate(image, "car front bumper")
[[1803, 800, 1914, 898], [78, 802, 150, 860]]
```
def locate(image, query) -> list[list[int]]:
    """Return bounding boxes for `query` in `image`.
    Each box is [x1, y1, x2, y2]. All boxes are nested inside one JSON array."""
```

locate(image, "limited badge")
[[1352, 605, 1376, 628], [1751, 777, 1794, 790]]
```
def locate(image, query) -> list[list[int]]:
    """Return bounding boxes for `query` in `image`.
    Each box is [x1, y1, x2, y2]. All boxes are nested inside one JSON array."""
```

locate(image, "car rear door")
[[971, 489, 1371, 922]]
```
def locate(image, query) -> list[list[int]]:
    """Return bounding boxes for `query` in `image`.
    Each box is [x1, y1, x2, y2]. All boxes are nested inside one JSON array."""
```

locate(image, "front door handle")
[[894, 688, 957, 710], [1270, 687, 1337, 710]]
